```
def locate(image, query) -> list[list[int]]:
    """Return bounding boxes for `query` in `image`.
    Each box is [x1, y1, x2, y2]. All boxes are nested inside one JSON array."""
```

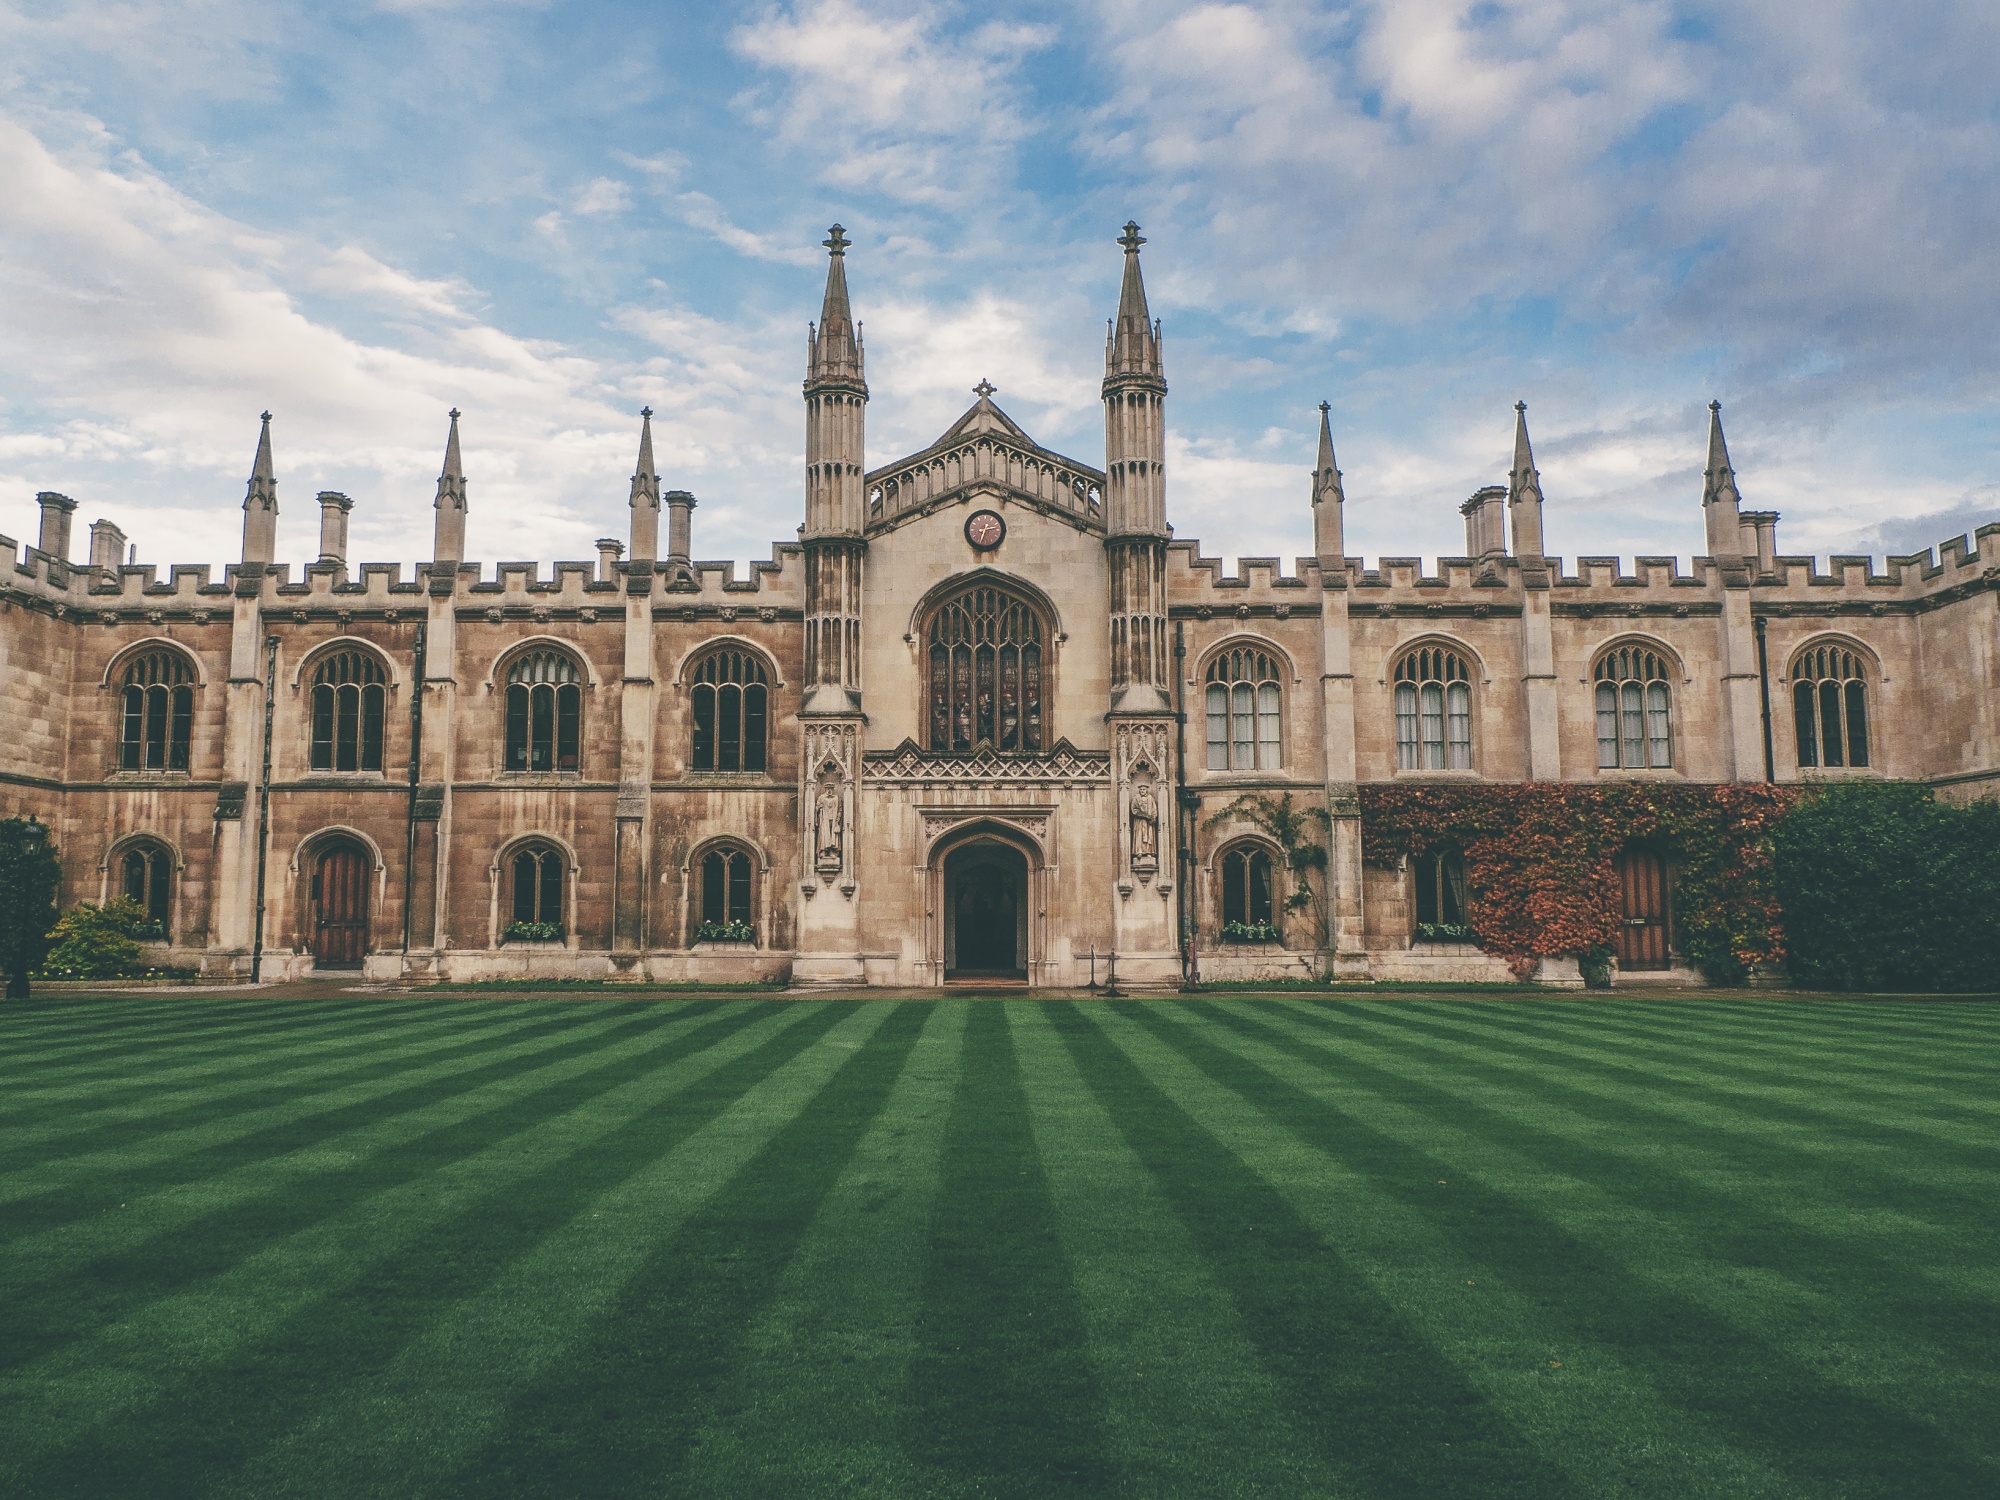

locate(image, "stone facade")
[[3, 226, 1997, 987]]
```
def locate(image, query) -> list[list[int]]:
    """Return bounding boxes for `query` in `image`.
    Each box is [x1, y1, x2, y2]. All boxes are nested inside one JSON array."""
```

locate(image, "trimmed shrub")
[[40, 897, 152, 981], [1773, 783, 2000, 992]]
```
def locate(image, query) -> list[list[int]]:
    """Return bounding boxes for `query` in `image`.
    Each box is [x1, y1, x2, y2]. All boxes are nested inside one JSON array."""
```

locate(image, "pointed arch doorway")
[[943, 839, 1029, 981]]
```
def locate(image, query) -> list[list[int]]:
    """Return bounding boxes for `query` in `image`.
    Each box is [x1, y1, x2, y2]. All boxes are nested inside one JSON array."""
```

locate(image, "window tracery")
[[505, 650, 582, 773], [924, 583, 1046, 753], [1594, 645, 1673, 769], [119, 650, 195, 772], [1204, 647, 1282, 770], [690, 649, 769, 772], [1792, 644, 1870, 769], [310, 650, 385, 772]]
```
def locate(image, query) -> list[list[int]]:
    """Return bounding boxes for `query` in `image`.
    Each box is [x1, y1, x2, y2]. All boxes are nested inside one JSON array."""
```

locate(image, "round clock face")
[[965, 510, 1005, 550]]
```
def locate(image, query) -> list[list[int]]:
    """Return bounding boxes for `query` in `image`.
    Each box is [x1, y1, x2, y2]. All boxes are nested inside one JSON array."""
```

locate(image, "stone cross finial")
[[1118, 220, 1145, 252], [1319, 400, 1330, 416], [973, 378, 996, 400], [823, 224, 850, 255]]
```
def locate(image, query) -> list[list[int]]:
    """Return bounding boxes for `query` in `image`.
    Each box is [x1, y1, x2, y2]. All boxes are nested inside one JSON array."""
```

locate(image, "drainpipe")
[[1173, 621, 1198, 988], [1753, 614, 1775, 782], [402, 622, 427, 955], [249, 634, 279, 982]]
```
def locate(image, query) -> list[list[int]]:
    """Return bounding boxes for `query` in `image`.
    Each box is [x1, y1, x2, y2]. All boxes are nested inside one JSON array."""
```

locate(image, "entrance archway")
[[944, 839, 1029, 980], [311, 840, 372, 969]]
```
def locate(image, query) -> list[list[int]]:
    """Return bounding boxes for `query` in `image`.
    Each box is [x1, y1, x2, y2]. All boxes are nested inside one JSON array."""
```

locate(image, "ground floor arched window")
[[695, 844, 756, 942], [1412, 851, 1469, 939], [506, 844, 566, 941], [1218, 843, 1276, 940], [119, 841, 173, 937]]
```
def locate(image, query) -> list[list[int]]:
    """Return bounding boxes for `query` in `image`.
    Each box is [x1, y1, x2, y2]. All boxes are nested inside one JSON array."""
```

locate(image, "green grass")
[[2, 996, 1996, 1498]]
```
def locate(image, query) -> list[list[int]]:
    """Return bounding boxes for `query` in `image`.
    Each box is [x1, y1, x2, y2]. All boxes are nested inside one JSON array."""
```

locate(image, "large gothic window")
[[1394, 646, 1472, 770], [310, 650, 386, 772], [1594, 645, 1673, 768], [925, 583, 1046, 753], [119, 650, 195, 772], [1792, 644, 1870, 769], [690, 649, 769, 772], [1205, 647, 1282, 770], [505, 650, 582, 773]]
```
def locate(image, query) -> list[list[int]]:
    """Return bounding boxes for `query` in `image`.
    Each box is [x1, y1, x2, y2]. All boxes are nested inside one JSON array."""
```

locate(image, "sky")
[[2, 0, 1998, 579]]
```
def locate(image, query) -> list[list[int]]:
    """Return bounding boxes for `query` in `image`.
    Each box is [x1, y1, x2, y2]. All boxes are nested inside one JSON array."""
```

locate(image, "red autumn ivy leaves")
[[1358, 783, 1797, 981]]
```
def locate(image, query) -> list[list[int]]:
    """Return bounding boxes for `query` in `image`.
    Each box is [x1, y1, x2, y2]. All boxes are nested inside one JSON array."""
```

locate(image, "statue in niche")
[[1129, 779, 1159, 873], [813, 772, 845, 873]]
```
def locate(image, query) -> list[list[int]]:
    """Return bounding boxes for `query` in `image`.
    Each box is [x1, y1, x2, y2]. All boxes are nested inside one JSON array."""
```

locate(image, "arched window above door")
[[923, 581, 1048, 754], [689, 648, 769, 772], [1394, 645, 1472, 771], [119, 649, 196, 772], [1594, 644, 1673, 769], [310, 650, 386, 772], [505, 649, 582, 773], [1204, 647, 1282, 770]]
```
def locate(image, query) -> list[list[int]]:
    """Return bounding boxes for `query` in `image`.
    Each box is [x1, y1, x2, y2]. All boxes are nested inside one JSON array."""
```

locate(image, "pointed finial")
[[823, 223, 850, 255], [1710, 399, 1721, 414], [1515, 400, 1527, 414], [260, 410, 272, 424], [1119, 220, 1145, 253], [449, 407, 461, 421], [1318, 400, 1330, 416], [641, 405, 653, 419], [973, 378, 996, 401]]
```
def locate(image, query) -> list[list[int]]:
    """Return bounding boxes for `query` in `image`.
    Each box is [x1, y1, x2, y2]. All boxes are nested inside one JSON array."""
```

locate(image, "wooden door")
[[313, 844, 370, 968], [1614, 848, 1670, 971]]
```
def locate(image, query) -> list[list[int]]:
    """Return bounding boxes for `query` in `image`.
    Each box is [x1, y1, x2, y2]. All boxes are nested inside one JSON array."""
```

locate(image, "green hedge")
[[1773, 782, 2000, 992]]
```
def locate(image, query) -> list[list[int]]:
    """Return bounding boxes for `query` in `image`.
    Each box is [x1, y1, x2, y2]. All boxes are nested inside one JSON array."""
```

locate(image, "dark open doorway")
[[944, 840, 1028, 980]]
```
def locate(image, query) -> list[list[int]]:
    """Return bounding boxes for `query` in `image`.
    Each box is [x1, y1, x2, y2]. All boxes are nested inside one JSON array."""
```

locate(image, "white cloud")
[[571, 176, 631, 216]]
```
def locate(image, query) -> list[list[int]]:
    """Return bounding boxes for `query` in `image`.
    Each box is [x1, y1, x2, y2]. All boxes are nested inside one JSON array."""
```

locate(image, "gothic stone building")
[[4, 225, 1998, 987]]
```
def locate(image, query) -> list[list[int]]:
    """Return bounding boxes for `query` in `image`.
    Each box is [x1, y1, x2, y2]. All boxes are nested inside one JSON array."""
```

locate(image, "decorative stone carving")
[[863, 738, 1108, 785], [1129, 778, 1160, 874]]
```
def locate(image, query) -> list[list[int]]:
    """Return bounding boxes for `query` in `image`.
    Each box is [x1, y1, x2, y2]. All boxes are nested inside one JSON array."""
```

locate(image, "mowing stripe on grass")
[[216, 1001, 924, 1500], [1010, 1002, 1325, 1499], [903, 997, 1113, 1498], [1068, 1001, 1574, 1500], [673, 998, 969, 1498], [1148, 1001, 1999, 1496], [425, 1001, 933, 1500], [1316, 1002, 2000, 1231], [1584, 1000, 2000, 1079], [0, 999, 674, 1224], [1, 1001, 851, 1496], [0, 998, 418, 1082]]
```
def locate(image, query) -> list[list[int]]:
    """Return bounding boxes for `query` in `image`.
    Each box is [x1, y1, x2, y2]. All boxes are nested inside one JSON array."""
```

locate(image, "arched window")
[[695, 844, 756, 941], [1218, 843, 1276, 938], [1412, 851, 1470, 939], [1594, 645, 1673, 768], [1394, 646, 1472, 770], [119, 650, 195, 772], [925, 583, 1046, 753], [310, 650, 386, 772], [1792, 644, 1870, 769], [690, 649, 769, 772], [506, 843, 566, 940], [119, 841, 173, 937], [1205, 647, 1282, 770], [505, 650, 582, 773]]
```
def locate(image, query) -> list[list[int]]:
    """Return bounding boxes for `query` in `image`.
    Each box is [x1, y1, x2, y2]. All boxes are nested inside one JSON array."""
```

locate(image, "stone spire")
[[1506, 401, 1546, 561], [1311, 400, 1345, 566], [1105, 220, 1162, 381], [433, 408, 467, 566], [1103, 220, 1170, 712], [241, 410, 278, 566], [1701, 400, 1746, 561], [802, 224, 868, 712], [628, 406, 661, 563]]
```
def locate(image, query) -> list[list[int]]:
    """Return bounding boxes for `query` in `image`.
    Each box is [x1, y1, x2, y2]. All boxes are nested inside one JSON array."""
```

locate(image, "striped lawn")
[[2, 997, 1996, 1499]]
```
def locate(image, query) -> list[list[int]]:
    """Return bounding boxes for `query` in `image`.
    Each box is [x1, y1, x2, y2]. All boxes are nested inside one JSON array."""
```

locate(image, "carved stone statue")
[[814, 780, 844, 871], [1129, 781, 1159, 871]]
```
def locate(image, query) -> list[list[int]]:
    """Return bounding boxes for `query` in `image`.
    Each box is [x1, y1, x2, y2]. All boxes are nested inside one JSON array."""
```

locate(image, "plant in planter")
[[1220, 920, 1282, 944], [1414, 922, 1477, 944], [502, 920, 564, 943], [694, 920, 755, 944]]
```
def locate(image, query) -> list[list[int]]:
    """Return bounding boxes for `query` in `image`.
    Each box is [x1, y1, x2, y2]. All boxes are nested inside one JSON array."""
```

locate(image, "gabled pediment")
[[865, 390, 1106, 538]]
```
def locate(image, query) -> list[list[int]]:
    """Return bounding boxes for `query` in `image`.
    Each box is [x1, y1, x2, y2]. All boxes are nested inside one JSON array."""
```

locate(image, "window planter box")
[[693, 922, 756, 945], [1219, 922, 1282, 944], [502, 922, 565, 944]]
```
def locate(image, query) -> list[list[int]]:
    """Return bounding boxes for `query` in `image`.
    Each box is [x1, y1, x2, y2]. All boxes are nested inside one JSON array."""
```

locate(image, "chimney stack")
[[88, 518, 128, 574], [317, 491, 353, 568], [1460, 486, 1508, 566], [665, 489, 696, 579], [35, 492, 76, 560], [1740, 510, 1779, 577], [595, 536, 624, 584]]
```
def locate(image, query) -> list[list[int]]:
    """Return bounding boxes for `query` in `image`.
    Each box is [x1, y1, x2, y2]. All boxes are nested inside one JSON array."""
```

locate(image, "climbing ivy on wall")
[[1358, 783, 1797, 981]]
